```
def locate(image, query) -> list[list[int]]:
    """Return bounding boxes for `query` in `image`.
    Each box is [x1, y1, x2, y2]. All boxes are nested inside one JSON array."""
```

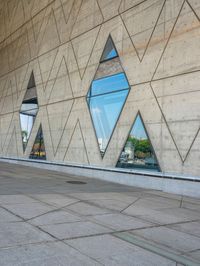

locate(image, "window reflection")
[[117, 115, 160, 171], [87, 73, 129, 156], [100, 36, 117, 62], [20, 113, 35, 150], [19, 73, 38, 151], [89, 73, 129, 97], [29, 126, 46, 160]]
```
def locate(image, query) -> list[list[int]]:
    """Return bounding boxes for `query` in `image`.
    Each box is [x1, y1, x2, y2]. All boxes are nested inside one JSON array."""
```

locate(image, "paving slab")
[[0, 241, 101, 266], [40, 221, 112, 239], [69, 192, 138, 203], [0, 194, 38, 204], [29, 193, 79, 207], [66, 234, 176, 266], [181, 201, 200, 211], [87, 198, 133, 211], [65, 202, 112, 216], [130, 227, 200, 253], [168, 221, 200, 238], [0, 207, 22, 223], [130, 197, 180, 210], [0, 162, 200, 265], [183, 250, 200, 262], [1, 202, 56, 220], [123, 206, 200, 225], [0, 222, 53, 248], [89, 213, 155, 231], [29, 210, 82, 226]]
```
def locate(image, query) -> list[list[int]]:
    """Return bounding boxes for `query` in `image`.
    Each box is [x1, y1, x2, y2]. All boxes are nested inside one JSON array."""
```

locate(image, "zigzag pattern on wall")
[[0, 0, 200, 176]]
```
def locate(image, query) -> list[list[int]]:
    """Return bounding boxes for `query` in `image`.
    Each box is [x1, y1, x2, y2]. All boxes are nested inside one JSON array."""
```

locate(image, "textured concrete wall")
[[0, 0, 200, 177]]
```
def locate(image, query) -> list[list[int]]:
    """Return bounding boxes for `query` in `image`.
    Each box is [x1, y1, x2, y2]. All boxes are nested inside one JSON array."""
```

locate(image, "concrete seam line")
[[113, 232, 199, 266]]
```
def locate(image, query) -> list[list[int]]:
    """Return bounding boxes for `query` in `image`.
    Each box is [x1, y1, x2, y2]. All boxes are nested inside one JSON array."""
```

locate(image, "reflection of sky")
[[20, 113, 34, 140], [107, 48, 117, 59], [90, 90, 129, 149], [90, 73, 129, 96], [130, 115, 147, 140], [88, 72, 130, 151], [101, 37, 117, 61]]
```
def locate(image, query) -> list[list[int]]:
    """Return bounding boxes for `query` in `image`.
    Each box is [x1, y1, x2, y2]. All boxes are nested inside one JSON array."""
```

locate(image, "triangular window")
[[117, 114, 160, 172], [100, 36, 118, 62], [29, 125, 46, 160], [20, 72, 39, 151]]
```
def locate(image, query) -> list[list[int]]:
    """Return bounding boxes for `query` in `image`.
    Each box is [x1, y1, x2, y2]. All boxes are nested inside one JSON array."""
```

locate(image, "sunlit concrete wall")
[[0, 0, 200, 177]]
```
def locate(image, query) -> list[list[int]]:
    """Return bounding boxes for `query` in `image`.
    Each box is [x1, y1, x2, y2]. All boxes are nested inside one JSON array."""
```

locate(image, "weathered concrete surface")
[[0, 161, 200, 265]]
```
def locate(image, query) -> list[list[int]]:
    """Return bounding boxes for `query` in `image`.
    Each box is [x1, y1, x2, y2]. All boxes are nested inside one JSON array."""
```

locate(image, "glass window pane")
[[20, 103, 38, 114], [27, 71, 36, 89], [29, 126, 46, 160], [20, 72, 39, 152], [89, 73, 129, 97], [20, 112, 36, 150], [117, 115, 160, 171], [100, 36, 117, 62], [89, 90, 129, 156]]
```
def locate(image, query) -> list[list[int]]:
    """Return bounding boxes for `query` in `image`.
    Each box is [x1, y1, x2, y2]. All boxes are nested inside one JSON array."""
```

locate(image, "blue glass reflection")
[[89, 89, 129, 155], [100, 36, 117, 62], [107, 49, 117, 59], [89, 73, 129, 97]]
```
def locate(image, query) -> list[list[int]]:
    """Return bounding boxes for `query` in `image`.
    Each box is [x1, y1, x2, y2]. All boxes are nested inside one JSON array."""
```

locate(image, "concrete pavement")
[[0, 162, 200, 265]]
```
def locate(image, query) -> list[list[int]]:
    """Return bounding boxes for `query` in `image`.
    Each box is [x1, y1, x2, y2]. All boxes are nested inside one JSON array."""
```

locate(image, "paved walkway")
[[0, 162, 200, 265]]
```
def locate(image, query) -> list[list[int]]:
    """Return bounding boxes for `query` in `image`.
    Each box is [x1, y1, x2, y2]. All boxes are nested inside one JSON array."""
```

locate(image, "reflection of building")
[[124, 141, 134, 162], [98, 138, 108, 153]]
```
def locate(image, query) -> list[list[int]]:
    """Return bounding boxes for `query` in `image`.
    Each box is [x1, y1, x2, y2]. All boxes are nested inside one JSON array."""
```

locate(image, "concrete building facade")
[[0, 0, 200, 182]]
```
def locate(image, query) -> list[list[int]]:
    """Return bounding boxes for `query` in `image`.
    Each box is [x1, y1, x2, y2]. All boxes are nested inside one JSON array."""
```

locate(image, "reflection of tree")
[[30, 129, 45, 159], [128, 136, 151, 159]]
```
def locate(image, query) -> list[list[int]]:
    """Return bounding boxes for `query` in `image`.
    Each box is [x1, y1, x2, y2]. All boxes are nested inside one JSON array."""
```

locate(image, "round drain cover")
[[66, 181, 87, 185]]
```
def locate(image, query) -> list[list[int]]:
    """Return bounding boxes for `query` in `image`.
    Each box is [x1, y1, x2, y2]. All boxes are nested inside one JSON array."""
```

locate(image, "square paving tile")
[[181, 202, 200, 211], [130, 227, 200, 253], [0, 241, 101, 266], [183, 250, 200, 262], [131, 197, 180, 210], [40, 221, 112, 239], [2, 202, 56, 220], [0, 222, 53, 248], [158, 207, 200, 221], [65, 202, 112, 216], [0, 207, 22, 223], [89, 213, 154, 231], [29, 210, 82, 226], [70, 192, 138, 203], [0, 194, 38, 205], [123, 206, 200, 225], [168, 221, 200, 238], [66, 234, 176, 266], [30, 193, 79, 207], [87, 199, 132, 211]]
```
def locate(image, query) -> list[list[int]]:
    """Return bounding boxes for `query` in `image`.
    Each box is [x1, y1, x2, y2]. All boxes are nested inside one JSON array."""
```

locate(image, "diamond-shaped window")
[[116, 114, 160, 172], [87, 36, 130, 157], [20, 72, 39, 151]]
